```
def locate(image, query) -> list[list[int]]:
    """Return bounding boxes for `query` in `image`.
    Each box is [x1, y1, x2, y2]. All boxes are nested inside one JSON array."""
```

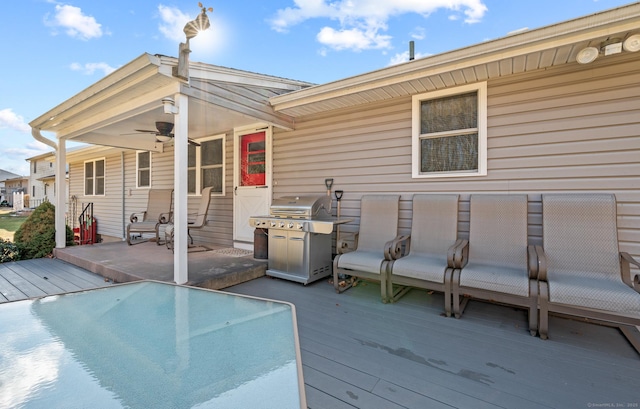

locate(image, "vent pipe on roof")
[[409, 41, 415, 61]]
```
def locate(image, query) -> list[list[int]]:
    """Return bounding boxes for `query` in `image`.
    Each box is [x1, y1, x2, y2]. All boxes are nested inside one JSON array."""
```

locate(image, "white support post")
[[173, 93, 189, 284], [55, 139, 67, 248]]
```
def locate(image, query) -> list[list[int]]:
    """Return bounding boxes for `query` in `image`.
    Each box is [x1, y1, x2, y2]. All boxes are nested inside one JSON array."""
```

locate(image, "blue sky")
[[0, 0, 635, 175]]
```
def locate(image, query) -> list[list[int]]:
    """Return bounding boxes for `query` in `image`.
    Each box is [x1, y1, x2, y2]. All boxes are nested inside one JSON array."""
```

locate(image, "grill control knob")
[[270, 221, 277, 227], [288, 222, 294, 229], [297, 223, 304, 230], [255, 220, 262, 226], [279, 221, 285, 228]]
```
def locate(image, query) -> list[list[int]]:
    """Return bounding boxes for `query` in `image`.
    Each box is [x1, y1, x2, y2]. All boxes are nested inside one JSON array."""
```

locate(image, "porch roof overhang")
[[29, 54, 311, 152], [270, 3, 640, 117]]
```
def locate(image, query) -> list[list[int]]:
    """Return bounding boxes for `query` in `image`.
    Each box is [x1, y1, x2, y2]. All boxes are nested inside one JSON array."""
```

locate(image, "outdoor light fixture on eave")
[[576, 33, 640, 64], [174, 3, 213, 81]]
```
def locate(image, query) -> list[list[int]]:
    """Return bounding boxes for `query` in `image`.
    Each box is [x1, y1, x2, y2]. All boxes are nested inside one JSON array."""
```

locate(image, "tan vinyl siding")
[[272, 55, 640, 267], [67, 136, 235, 247]]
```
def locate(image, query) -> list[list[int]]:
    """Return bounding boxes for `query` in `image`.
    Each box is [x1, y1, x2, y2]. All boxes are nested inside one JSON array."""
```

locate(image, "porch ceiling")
[[270, 3, 640, 117], [29, 54, 302, 153]]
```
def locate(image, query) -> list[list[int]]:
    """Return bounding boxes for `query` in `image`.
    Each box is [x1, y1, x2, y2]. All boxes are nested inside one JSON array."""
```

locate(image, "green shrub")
[[0, 238, 20, 262], [13, 202, 74, 260]]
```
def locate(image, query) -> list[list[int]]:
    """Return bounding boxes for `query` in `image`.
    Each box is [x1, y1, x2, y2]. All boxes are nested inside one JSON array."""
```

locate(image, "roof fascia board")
[[270, 3, 640, 111], [30, 53, 167, 130], [55, 83, 180, 139]]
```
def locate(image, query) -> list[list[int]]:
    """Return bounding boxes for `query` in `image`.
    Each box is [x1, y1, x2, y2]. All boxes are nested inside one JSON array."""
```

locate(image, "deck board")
[[0, 259, 112, 303], [227, 277, 640, 409]]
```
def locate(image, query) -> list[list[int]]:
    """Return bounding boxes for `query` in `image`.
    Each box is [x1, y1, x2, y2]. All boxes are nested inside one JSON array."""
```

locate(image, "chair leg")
[[452, 269, 462, 318], [333, 257, 352, 293], [538, 281, 549, 340], [528, 280, 538, 336], [444, 268, 453, 317]]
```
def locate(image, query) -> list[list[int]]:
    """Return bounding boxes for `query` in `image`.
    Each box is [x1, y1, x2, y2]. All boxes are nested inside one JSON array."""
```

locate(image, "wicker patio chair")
[[126, 189, 173, 245], [387, 194, 462, 316], [451, 194, 538, 336], [333, 194, 404, 302], [165, 187, 213, 252], [536, 193, 640, 351]]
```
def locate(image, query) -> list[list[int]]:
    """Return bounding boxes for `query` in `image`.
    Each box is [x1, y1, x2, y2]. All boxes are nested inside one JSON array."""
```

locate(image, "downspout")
[[31, 128, 66, 249]]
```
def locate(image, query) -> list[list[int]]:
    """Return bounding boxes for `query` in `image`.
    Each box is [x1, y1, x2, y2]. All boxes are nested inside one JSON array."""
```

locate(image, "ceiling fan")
[[129, 121, 200, 146]]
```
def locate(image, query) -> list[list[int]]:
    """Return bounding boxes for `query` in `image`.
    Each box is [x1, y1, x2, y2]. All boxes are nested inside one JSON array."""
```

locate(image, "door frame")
[[232, 123, 273, 247]]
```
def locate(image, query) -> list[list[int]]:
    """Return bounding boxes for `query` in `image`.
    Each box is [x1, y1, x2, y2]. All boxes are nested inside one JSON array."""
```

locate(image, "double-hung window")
[[188, 135, 225, 195], [136, 151, 151, 188], [412, 82, 487, 178], [84, 158, 105, 196]]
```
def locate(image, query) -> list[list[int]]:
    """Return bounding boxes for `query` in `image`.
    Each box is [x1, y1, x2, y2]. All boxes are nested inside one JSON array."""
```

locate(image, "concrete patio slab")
[[54, 241, 267, 289]]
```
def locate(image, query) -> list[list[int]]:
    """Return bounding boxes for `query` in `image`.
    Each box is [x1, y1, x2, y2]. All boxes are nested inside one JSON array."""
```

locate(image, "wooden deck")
[[2, 258, 639, 408], [227, 277, 640, 409], [0, 258, 112, 302]]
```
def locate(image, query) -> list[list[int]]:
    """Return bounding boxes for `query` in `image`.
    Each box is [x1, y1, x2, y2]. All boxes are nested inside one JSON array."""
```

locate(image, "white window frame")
[[188, 134, 225, 196], [84, 158, 106, 196], [411, 82, 487, 178], [136, 151, 151, 189]]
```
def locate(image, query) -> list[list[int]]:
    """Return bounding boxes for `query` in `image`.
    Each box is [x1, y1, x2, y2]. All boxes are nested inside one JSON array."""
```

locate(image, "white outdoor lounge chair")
[[387, 194, 461, 316], [536, 193, 640, 352], [451, 194, 538, 336], [333, 195, 403, 302], [126, 189, 173, 245]]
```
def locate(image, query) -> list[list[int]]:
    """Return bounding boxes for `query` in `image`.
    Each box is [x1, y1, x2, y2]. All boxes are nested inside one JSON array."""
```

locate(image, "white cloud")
[[47, 4, 103, 40], [157, 5, 229, 60], [388, 50, 431, 66], [411, 27, 426, 40], [317, 26, 391, 51], [270, 0, 488, 52], [70, 62, 117, 76], [0, 109, 30, 133], [158, 5, 191, 42]]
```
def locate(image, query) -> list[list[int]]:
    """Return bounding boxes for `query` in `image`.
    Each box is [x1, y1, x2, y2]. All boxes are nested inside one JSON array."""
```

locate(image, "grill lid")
[[270, 195, 332, 219]]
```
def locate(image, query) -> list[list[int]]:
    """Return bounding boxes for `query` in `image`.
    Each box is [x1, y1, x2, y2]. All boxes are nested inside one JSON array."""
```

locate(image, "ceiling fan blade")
[[133, 129, 158, 134]]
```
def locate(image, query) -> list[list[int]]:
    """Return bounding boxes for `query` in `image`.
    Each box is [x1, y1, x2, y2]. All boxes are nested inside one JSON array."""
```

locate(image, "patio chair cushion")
[[458, 262, 530, 297], [391, 254, 449, 283], [128, 221, 160, 233], [542, 194, 621, 282], [336, 250, 386, 275], [547, 273, 640, 313], [468, 195, 528, 268]]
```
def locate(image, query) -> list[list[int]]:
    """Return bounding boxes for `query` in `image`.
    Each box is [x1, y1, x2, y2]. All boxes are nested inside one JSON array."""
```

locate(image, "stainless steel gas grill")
[[249, 195, 348, 285]]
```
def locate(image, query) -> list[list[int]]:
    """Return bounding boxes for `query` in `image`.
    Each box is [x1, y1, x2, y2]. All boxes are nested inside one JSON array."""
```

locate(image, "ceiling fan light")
[[576, 47, 599, 64], [623, 34, 640, 52], [156, 135, 172, 142]]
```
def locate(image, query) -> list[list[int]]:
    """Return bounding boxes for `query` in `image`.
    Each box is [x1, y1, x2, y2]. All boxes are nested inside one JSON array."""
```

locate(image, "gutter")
[[32, 128, 57, 150]]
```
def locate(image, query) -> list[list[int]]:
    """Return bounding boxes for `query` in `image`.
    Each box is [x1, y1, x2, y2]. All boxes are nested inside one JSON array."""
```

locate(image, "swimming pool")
[[0, 281, 306, 408]]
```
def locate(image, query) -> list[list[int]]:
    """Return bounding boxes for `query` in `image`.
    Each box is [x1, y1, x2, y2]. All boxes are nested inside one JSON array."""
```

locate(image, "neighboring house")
[[0, 169, 20, 203], [26, 151, 62, 208], [29, 4, 640, 284], [4, 176, 29, 206]]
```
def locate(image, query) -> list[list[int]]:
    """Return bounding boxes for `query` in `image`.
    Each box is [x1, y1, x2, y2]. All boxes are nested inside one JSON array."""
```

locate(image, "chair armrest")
[[534, 245, 548, 281], [158, 212, 172, 224], [337, 232, 358, 254], [129, 211, 146, 223], [385, 235, 409, 260], [620, 252, 640, 291], [451, 239, 468, 269]]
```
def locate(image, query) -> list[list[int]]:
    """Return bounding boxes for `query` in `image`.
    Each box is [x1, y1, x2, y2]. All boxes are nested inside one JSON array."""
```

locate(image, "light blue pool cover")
[[0, 281, 306, 408]]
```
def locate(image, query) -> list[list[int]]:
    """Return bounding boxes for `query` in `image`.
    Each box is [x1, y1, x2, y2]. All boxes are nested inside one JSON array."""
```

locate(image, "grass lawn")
[[0, 209, 28, 241]]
